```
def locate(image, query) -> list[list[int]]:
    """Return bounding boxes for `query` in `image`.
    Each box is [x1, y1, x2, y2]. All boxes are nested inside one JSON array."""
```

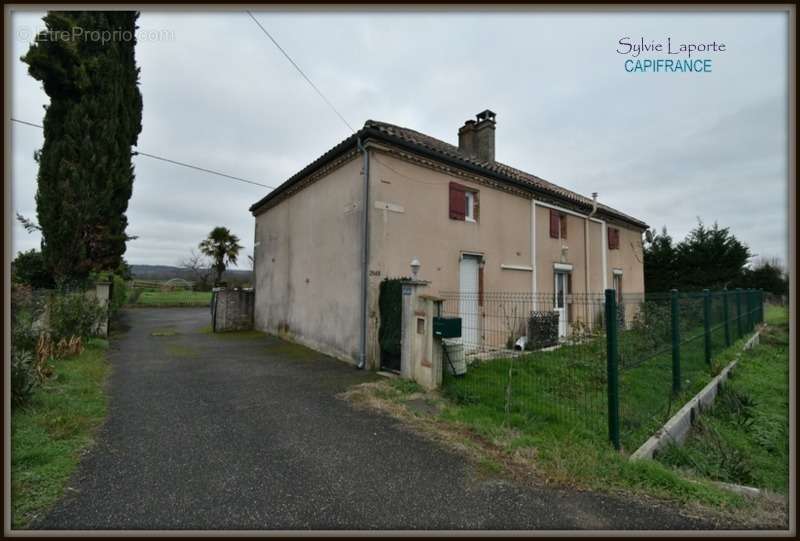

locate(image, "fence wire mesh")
[[439, 288, 765, 450], [440, 292, 610, 439]]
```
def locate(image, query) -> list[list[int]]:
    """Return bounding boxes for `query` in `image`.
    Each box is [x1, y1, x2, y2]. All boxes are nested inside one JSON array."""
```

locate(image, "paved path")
[[39, 308, 717, 530]]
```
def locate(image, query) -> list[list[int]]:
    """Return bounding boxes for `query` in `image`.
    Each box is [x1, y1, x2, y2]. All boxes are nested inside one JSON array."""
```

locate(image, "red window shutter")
[[608, 227, 620, 249], [549, 209, 560, 238], [560, 214, 567, 239], [449, 182, 466, 220]]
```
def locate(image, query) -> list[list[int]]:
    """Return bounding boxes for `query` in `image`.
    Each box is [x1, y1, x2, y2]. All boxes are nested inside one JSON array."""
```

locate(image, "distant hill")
[[130, 264, 252, 283]]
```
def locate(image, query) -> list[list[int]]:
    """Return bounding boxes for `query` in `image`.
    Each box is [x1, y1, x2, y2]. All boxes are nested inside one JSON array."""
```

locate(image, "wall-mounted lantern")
[[410, 257, 421, 279]]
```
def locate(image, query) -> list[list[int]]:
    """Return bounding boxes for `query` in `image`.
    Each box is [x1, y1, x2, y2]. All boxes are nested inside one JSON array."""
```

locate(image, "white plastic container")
[[443, 339, 467, 376]]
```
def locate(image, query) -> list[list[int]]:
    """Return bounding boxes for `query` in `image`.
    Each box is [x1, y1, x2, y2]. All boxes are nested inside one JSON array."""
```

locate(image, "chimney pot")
[[459, 110, 496, 162]]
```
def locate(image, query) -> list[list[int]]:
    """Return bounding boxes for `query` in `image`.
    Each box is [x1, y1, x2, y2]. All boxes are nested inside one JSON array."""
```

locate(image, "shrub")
[[11, 284, 46, 352], [128, 287, 144, 303], [11, 249, 55, 289], [109, 273, 128, 315], [11, 349, 37, 407], [378, 278, 409, 368], [48, 292, 105, 341]]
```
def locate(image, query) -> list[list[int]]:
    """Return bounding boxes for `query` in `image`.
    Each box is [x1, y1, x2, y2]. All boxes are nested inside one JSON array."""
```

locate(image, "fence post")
[[736, 288, 743, 338], [604, 289, 621, 450], [670, 289, 681, 394], [746, 289, 753, 332], [703, 289, 712, 364], [759, 289, 764, 323], [723, 289, 731, 347]]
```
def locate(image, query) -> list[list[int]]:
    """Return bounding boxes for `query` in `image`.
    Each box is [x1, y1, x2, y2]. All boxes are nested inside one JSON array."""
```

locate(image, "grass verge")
[[11, 340, 110, 529], [657, 305, 789, 494]]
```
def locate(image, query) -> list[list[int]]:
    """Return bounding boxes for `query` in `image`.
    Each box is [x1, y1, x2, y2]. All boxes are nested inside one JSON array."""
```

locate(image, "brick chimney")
[[458, 110, 496, 162]]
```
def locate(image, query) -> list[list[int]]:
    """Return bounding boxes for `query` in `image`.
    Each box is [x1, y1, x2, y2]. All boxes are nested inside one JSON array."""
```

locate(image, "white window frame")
[[465, 191, 476, 222]]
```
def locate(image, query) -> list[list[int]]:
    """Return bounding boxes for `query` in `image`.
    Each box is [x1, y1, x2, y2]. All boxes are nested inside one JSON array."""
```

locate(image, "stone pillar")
[[416, 294, 444, 390], [399, 280, 443, 390], [93, 281, 111, 337], [212, 288, 255, 332]]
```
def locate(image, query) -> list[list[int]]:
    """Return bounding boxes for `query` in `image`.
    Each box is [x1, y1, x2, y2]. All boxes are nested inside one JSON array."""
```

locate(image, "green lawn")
[[657, 305, 789, 493], [133, 289, 212, 307], [11, 340, 110, 528], [442, 314, 757, 453]]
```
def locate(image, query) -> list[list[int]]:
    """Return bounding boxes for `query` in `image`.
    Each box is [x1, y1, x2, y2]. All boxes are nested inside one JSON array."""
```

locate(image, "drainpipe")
[[357, 137, 370, 369], [530, 199, 537, 300], [585, 193, 598, 320], [585, 193, 598, 290]]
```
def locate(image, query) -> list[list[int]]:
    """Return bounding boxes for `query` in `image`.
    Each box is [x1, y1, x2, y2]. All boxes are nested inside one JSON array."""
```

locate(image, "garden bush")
[[378, 277, 408, 369], [48, 292, 105, 341], [11, 349, 37, 407], [11, 249, 55, 289], [109, 273, 128, 315]]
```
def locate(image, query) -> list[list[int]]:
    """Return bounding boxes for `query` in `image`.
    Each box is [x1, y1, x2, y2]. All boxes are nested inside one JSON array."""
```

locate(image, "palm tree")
[[199, 227, 243, 286]]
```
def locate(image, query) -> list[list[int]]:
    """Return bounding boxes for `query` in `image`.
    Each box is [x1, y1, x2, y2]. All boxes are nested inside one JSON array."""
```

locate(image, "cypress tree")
[[22, 11, 142, 282]]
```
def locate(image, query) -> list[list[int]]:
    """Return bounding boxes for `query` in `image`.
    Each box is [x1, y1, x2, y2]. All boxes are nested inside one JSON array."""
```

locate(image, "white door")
[[554, 271, 568, 338], [459, 255, 480, 350]]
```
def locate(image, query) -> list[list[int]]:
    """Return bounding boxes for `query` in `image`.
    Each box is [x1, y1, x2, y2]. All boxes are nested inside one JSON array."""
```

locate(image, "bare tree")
[[180, 249, 212, 291]]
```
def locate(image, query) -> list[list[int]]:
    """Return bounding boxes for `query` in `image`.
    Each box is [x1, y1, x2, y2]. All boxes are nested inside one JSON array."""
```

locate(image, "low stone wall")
[[212, 288, 254, 332]]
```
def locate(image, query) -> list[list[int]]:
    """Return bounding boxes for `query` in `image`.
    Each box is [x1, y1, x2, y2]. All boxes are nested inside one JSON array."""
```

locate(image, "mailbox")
[[433, 316, 461, 338]]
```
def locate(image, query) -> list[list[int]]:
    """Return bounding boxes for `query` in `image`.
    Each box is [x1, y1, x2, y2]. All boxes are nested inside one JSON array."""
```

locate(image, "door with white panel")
[[459, 255, 480, 350]]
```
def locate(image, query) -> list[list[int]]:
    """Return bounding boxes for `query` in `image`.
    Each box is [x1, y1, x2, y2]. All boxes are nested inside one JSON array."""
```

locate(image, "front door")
[[459, 255, 480, 350], [554, 271, 569, 338]]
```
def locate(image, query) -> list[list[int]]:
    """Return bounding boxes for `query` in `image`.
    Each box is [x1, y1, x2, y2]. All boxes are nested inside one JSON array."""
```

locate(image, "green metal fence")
[[440, 288, 765, 452]]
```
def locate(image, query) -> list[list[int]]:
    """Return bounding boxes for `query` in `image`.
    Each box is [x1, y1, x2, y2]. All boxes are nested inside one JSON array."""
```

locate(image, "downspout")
[[357, 137, 370, 369], [585, 193, 598, 322], [530, 199, 537, 299], [585, 192, 598, 295]]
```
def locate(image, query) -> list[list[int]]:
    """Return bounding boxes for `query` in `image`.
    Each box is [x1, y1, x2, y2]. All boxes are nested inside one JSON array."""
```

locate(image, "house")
[[249, 110, 648, 369]]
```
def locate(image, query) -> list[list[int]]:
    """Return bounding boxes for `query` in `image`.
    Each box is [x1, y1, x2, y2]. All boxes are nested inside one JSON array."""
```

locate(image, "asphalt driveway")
[[38, 307, 717, 530]]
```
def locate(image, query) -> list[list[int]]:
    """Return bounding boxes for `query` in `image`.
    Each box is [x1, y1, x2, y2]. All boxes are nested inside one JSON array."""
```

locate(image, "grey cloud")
[[11, 10, 789, 267]]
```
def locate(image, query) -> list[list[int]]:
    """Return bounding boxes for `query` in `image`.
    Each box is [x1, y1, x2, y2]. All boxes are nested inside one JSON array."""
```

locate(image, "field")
[[130, 289, 212, 307], [11, 340, 110, 528]]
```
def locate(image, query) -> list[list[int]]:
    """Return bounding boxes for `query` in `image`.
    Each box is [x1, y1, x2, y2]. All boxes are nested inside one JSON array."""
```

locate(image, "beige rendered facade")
[[251, 112, 647, 368]]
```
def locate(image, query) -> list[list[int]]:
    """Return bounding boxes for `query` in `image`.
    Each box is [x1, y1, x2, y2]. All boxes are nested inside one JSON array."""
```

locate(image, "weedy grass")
[[11, 343, 110, 529], [657, 305, 789, 494]]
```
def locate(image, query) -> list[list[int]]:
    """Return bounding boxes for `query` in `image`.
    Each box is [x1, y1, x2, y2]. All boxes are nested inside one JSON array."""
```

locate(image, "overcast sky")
[[10, 9, 789, 269]]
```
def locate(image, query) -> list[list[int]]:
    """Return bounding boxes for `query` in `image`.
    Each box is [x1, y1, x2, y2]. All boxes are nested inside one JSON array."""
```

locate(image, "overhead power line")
[[11, 117, 273, 190], [10, 118, 43, 129], [246, 11, 356, 135], [133, 151, 273, 189]]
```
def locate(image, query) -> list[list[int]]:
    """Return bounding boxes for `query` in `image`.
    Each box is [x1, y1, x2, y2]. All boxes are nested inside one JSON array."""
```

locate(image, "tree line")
[[644, 220, 788, 296]]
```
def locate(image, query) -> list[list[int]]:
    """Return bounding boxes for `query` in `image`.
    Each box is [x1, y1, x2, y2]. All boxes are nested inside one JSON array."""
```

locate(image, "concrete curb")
[[629, 326, 764, 461]]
